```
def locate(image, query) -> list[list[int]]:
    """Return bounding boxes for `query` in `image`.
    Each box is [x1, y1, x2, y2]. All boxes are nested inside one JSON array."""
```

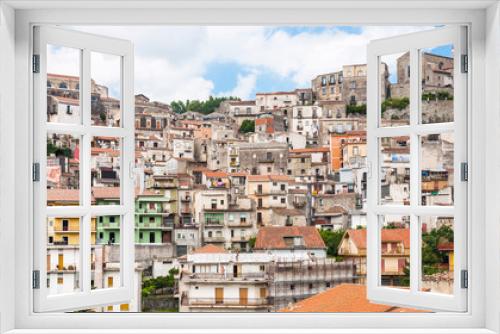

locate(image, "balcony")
[[187, 272, 267, 281], [205, 219, 224, 227], [227, 220, 253, 227], [231, 235, 248, 242], [258, 157, 274, 163], [209, 181, 229, 189], [203, 236, 225, 243], [230, 161, 239, 167], [184, 297, 269, 308], [292, 200, 306, 208]]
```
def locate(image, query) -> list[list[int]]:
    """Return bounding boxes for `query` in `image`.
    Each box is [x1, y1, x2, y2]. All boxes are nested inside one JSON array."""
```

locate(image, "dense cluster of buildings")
[[45, 50, 455, 312]]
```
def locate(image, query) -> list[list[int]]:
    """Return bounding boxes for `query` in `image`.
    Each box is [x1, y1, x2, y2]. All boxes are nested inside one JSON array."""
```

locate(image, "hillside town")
[[45, 50, 455, 312]]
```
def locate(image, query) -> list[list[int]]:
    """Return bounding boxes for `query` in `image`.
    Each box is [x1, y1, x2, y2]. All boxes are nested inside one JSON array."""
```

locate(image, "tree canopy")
[[319, 229, 345, 258], [170, 96, 240, 115], [239, 120, 255, 133]]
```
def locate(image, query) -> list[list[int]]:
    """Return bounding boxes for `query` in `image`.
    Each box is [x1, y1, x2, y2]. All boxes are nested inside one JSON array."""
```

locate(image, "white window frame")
[[0, 1, 498, 334], [32, 26, 135, 312], [366, 26, 468, 312]]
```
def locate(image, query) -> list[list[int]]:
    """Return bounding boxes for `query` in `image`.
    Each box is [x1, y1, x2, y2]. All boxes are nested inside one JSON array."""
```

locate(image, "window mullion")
[[409, 47, 420, 294], [80, 48, 92, 294]]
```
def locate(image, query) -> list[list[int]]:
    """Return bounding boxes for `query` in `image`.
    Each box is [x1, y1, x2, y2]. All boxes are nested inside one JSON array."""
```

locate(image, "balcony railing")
[[203, 236, 225, 242], [205, 219, 224, 226], [227, 220, 253, 227], [187, 297, 269, 307]]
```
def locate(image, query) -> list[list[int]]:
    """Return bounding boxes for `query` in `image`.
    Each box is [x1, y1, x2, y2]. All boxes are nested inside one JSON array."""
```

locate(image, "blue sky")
[[52, 25, 440, 102]]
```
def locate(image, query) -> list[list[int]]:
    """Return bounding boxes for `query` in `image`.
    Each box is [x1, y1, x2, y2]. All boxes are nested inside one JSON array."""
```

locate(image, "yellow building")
[[47, 189, 97, 245], [50, 217, 97, 245]]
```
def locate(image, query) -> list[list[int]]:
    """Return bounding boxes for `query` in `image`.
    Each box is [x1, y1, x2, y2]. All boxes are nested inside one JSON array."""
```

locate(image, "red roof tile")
[[343, 228, 410, 251], [280, 284, 426, 313], [254, 226, 326, 250], [192, 244, 227, 254]]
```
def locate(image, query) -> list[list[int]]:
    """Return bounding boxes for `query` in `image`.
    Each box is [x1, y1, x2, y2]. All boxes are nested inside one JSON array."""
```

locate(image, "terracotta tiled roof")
[[289, 147, 329, 154], [91, 147, 120, 157], [331, 130, 366, 137], [92, 187, 120, 199], [255, 118, 273, 126], [247, 175, 294, 182], [229, 172, 248, 177], [343, 228, 410, 251], [192, 244, 227, 254], [204, 171, 228, 178], [47, 189, 80, 203], [272, 208, 304, 216], [280, 284, 426, 313], [254, 226, 326, 250]]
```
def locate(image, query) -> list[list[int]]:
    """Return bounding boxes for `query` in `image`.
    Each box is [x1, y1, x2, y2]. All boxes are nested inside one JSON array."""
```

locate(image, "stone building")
[[237, 142, 289, 175]]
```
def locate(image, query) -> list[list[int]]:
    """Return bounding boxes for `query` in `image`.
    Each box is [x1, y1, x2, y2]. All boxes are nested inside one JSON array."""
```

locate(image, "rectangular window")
[[366, 26, 467, 312], [33, 26, 134, 312], [24, 19, 477, 322]]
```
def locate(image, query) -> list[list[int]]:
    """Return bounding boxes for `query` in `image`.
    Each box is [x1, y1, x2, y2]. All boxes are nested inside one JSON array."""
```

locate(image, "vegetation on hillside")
[[47, 140, 72, 158], [421, 90, 453, 101], [239, 120, 255, 133], [141, 268, 179, 298], [381, 97, 410, 113], [319, 229, 345, 259], [346, 103, 366, 115], [170, 96, 240, 115]]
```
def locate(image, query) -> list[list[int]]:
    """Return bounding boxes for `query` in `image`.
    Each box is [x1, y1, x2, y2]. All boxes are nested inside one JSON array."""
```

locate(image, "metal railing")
[[186, 297, 269, 307]]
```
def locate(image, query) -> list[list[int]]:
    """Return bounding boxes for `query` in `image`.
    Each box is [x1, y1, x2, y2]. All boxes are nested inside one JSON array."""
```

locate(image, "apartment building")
[[256, 91, 298, 111], [238, 142, 289, 175], [135, 191, 175, 244], [290, 105, 322, 146], [247, 175, 292, 226], [338, 228, 410, 285], [178, 245, 271, 312]]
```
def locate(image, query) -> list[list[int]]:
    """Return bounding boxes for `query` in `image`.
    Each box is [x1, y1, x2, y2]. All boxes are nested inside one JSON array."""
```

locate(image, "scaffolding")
[[267, 258, 356, 311]]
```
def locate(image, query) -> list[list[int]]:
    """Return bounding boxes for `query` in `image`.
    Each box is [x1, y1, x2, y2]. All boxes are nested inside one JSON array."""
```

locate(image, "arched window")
[[59, 82, 68, 89]]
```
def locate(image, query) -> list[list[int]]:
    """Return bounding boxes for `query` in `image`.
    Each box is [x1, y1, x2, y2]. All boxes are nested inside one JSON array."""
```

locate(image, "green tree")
[[141, 268, 179, 298], [381, 97, 410, 114], [47, 140, 72, 158], [421, 225, 454, 275], [239, 120, 255, 133], [248, 236, 256, 250], [346, 104, 367, 115], [319, 229, 345, 258], [170, 100, 188, 114], [170, 96, 240, 115]]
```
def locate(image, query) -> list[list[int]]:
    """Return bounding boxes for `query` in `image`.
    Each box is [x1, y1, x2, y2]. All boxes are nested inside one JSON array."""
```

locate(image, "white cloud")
[[219, 71, 258, 100], [47, 25, 434, 103]]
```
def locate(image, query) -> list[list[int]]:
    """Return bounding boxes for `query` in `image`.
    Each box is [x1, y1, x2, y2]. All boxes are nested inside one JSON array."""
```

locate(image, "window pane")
[[46, 45, 81, 124], [91, 52, 122, 127], [420, 216, 454, 294], [420, 133, 454, 206], [46, 133, 80, 206], [46, 217, 81, 295], [379, 52, 410, 127], [91, 136, 121, 197], [91, 215, 121, 290], [379, 215, 410, 289], [380, 136, 410, 205], [420, 44, 454, 124]]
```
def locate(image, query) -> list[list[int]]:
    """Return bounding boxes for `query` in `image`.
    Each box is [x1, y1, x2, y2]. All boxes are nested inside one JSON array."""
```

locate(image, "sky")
[[46, 25, 448, 103]]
